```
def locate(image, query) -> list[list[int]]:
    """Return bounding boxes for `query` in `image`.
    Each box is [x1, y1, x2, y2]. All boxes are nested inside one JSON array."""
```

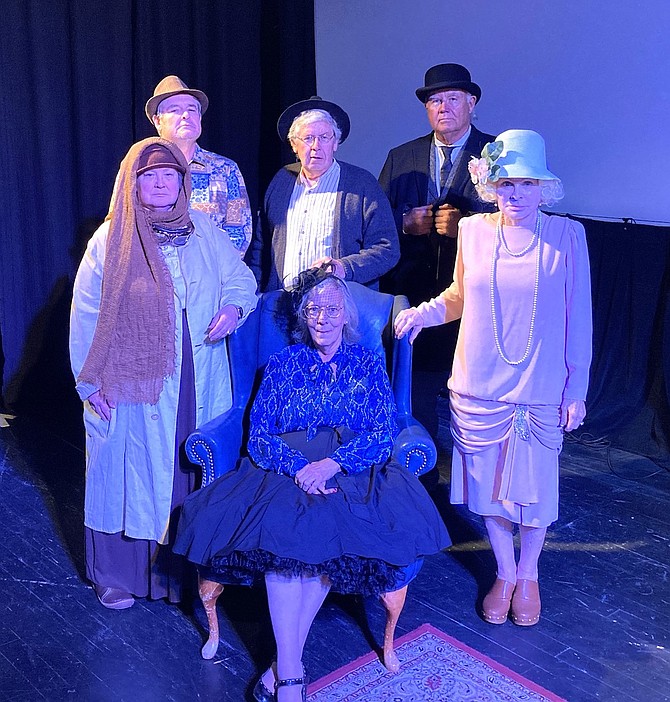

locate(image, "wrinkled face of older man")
[[425, 90, 476, 145], [291, 119, 339, 180], [153, 94, 202, 145], [137, 167, 182, 211]]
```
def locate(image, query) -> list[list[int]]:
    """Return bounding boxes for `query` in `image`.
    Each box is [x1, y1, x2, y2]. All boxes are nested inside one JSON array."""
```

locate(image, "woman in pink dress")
[[395, 129, 592, 626]]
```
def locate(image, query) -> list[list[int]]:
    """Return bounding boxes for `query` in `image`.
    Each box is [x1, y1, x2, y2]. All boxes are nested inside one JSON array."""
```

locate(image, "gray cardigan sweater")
[[249, 160, 399, 291]]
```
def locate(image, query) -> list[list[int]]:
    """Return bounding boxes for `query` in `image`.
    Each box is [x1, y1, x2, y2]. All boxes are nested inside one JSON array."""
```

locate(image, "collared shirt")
[[189, 144, 252, 255], [432, 126, 471, 191], [283, 160, 341, 286]]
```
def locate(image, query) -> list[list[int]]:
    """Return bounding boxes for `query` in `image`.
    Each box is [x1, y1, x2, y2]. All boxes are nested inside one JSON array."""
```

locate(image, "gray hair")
[[288, 109, 342, 144], [293, 276, 359, 345], [476, 179, 565, 207]]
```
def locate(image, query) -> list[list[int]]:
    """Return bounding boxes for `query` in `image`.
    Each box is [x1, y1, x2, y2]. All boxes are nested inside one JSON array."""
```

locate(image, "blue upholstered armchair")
[[186, 282, 436, 486], [184, 282, 437, 668]]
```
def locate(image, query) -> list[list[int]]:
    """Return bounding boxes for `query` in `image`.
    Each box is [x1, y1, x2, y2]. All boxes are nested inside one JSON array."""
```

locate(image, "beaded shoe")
[[481, 578, 515, 624], [510, 578, 541, 626], [276, 676, 306, 702]]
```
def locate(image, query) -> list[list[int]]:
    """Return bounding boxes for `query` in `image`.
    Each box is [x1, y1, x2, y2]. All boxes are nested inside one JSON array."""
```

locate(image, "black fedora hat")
[[277, 96, 351, 143], [415, 63, 482, 104]]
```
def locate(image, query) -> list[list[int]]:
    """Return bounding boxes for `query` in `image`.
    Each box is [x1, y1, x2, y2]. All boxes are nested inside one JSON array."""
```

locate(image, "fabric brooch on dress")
[[468, 140, 504, 186]]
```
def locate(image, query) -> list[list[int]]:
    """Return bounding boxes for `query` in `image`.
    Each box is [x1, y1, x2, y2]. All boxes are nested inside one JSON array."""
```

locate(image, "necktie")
[[439, 145, 454, 193]]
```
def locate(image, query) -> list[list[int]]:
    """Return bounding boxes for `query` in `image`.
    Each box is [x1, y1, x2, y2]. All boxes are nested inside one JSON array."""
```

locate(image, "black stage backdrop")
[[0, 3, 668, 462], [579, 219, 670, 461], [0, 0, 315, 425]]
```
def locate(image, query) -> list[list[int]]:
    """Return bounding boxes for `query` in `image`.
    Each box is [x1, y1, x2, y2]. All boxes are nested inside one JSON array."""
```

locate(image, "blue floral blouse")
[[248, 343, 397, 476]]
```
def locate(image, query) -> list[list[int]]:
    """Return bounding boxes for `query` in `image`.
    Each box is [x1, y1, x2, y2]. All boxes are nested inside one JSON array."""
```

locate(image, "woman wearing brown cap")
[[69, 138, 257, 609]]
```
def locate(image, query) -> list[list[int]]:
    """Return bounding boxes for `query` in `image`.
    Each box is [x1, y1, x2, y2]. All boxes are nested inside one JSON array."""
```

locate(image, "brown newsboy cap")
[[136, 143, 186, 176], [145, 75, 209, 122]]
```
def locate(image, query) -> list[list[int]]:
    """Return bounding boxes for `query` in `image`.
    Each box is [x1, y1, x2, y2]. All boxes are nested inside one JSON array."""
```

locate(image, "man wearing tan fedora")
[[146, 75, 252, 254], [379, 63, 495, 311]]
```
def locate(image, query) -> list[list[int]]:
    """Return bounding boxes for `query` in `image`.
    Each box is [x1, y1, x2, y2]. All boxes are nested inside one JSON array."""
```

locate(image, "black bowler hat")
[[415, 63, 482, 104], [276, 96, 351, 143]]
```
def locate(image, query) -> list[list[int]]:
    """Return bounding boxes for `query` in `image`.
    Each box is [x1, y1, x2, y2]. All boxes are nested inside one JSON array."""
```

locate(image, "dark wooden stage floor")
[[2, 372, 669, 701]]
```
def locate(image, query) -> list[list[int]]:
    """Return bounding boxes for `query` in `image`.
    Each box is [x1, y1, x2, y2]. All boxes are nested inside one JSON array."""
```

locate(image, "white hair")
[[476, 179, 565, 207], [288, 109, 342, 143]]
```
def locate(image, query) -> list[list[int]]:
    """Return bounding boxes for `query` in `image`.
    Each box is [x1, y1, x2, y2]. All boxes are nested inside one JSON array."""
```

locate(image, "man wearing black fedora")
[[146, 75, 252, 255], [379, 63, 495, 320], [250, 97, 399, 291]]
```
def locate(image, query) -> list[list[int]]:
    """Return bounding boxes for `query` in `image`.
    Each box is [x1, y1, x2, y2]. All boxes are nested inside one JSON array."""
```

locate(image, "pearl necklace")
[[490, 213, 542, 366]]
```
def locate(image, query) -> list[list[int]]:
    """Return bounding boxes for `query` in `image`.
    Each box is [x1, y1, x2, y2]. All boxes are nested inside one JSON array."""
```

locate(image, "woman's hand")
[[394, 308, 424, 344], [560, 398, 586, 431], [87, 389, 115, 421], [295, 458, 340, 495], [206, 304, 239, 342]]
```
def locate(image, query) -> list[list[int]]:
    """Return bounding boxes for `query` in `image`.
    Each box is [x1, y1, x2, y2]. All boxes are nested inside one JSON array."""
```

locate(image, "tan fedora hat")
[[145, 75, 209, 122]]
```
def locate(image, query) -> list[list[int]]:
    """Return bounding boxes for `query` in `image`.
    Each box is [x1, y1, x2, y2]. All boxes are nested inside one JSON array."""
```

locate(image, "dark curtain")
[[0, 0, 315, 420], [580, 218, 670, 458]]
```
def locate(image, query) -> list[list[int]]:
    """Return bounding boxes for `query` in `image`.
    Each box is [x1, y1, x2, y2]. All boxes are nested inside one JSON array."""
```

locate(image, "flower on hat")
[[468, 140, 503, 186]]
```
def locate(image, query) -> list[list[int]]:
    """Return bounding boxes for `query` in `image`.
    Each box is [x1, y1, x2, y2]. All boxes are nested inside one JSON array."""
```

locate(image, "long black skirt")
[[174, 428, 451, 596]]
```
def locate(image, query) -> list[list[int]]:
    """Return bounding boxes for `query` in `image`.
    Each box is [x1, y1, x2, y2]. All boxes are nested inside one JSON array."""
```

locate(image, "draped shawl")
[[78, 137, 193, 404]]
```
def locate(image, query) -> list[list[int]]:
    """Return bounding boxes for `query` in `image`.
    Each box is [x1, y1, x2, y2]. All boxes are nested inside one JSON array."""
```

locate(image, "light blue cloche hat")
[[493, 129, 559, 181]]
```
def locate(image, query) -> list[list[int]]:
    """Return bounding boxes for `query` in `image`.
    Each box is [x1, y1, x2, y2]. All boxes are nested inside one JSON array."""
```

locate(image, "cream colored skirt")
[[449, 392, 563, 528]]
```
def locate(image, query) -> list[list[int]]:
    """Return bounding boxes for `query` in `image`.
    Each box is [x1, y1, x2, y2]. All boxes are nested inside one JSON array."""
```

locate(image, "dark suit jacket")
[[379, 126, 495, 304]]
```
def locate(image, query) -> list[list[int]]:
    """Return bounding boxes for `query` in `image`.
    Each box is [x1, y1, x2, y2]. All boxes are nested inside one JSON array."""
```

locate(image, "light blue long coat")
[[70, 210, 258, 543]]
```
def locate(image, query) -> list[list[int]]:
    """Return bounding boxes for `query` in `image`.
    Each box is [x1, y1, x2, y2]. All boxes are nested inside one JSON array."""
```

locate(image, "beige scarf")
[[78, 137, 192, 405]]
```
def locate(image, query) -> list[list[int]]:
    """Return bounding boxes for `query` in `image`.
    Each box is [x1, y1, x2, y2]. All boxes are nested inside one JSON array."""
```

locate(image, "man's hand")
[[295, 458, 340, 495], [434, 204, 461, 238], [310, 257, 346, 279], [402, 205, 434, 236]]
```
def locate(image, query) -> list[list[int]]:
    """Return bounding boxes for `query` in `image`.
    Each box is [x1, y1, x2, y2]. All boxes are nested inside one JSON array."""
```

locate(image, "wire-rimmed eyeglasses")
[[302, 304, 343, 320], [295, 133, 336, 146]]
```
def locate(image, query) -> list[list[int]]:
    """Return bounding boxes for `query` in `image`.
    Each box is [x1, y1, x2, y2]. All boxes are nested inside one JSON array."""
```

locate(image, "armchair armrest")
[[185, 408, 244, 486], [393, 414, 437, 477]]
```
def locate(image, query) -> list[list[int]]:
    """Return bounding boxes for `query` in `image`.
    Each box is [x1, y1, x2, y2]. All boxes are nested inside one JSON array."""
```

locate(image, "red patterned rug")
[[307, 623, 566, 701]]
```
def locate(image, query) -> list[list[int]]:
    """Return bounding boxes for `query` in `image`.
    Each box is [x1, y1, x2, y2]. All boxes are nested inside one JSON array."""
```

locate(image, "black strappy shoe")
[[275, 676, 307, 701], [252, 674, 276, 702]]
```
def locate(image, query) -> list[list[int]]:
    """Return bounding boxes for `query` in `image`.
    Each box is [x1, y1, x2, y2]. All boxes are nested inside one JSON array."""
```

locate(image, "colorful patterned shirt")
[[189, 145, 252, 254], [248, 343, 397, 476]]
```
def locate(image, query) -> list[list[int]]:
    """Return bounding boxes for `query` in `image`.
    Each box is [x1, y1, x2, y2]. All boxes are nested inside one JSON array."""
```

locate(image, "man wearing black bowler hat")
[[379, 64, 495, 319], [380, 64, 495, 490]]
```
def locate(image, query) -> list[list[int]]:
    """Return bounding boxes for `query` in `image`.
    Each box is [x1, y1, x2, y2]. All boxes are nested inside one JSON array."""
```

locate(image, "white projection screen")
[[314, 0, 669, 225]]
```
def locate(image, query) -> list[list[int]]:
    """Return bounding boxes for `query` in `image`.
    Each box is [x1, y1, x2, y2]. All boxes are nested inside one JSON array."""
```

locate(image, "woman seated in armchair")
[[174, 263, 450, 701]]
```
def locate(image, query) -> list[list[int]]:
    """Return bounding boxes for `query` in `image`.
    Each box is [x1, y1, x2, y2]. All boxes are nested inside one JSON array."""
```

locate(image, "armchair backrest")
[[186, 283, 436, 483], [228, 283, 412, 421]]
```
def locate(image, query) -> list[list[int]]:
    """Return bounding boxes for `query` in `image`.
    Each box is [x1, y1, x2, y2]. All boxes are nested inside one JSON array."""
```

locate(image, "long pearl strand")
[[490, 213, 542, 366]]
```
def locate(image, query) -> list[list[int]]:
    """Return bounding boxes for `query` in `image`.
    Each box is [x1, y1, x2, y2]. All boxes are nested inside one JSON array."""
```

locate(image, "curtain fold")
[[578, 217, 670, 455], [0, 0, 315, 417]]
